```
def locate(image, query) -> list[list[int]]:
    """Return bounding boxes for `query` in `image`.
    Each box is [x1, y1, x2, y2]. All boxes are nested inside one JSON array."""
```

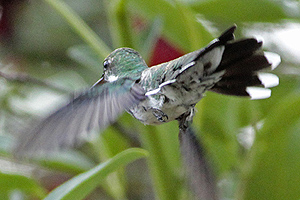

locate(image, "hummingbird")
[[14, 25, 280, 200], [14, 25, 280, 155]]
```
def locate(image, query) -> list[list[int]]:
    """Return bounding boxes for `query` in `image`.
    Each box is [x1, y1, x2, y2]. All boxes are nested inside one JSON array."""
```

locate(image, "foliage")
[[0, 0, 300, 200]]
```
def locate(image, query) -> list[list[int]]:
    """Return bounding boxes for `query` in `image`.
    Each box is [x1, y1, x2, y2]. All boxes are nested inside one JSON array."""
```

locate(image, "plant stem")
[[107, 0, 134, 48], [0, 71, 68, 93], [43, 0, 111, 59]]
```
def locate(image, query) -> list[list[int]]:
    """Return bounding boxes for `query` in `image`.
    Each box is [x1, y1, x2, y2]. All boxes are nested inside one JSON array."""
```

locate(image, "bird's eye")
[[103, 59, 111, 70]]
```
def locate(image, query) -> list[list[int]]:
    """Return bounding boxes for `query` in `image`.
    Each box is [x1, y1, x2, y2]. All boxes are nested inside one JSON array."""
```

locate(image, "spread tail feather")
[[209, 26, 280, 99]]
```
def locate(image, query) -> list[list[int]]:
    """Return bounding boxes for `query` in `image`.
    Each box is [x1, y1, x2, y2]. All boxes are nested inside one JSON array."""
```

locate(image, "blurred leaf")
[[0, 135, 14, 155], [34, 150, 96, 175], [0, 172, 46, 199], [43, 0, 111, 59], [139, 17, 163, 62], [107, 0, 135, 48], [195, 94, 241, 174], [128, 0, 213, 52], [190, 0, 289, 22], [44, 148, 148, 200], [239, 93, 300, 200], [67, 45, 102, 73], [258, 75, 300, 116], [138, 123, 184, 200], [99, 126, 132, 158], [93, 128, 133, 199]]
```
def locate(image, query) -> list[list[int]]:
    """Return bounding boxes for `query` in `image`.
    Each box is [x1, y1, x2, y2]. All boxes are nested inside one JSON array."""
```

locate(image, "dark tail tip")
[[218, 25, 237, 43]]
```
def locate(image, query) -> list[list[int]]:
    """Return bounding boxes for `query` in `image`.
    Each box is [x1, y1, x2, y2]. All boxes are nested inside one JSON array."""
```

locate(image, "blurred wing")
[[179, 126, 218, 200], [178, 112, 218, 200], [14, 78, 145, 156]]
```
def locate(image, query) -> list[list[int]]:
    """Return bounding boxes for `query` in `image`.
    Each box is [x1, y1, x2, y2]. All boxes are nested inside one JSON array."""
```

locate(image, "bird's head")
[[102, 48, 148, 82]]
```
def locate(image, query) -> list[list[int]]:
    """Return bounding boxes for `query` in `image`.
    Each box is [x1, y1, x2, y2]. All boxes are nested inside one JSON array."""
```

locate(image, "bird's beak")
[[92, 74, 106, 87]]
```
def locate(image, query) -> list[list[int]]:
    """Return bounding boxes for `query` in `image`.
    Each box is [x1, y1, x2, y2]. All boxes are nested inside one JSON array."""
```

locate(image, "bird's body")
[[129, 45, 225, 125], [14, 25, 280, 155]]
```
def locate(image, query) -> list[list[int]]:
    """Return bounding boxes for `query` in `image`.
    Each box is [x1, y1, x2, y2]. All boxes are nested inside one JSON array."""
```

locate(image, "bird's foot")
[[177, 108, 195, 130], [152, 108, 168, 123]]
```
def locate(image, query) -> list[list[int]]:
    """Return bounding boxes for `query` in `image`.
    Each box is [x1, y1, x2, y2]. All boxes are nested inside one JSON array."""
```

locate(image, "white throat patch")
[[107, 75, 119, 82]]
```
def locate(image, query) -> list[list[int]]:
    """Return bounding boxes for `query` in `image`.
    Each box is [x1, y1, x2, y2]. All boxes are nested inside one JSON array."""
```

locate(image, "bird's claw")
[[152, 108, 168, 122]]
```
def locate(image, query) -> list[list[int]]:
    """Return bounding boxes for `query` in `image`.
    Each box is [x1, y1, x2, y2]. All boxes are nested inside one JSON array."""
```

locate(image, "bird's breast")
[[127, 94, 194, 125]]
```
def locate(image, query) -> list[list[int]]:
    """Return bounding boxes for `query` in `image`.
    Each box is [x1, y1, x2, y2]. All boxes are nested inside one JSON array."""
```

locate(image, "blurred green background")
[[0, 0, 300, 199]]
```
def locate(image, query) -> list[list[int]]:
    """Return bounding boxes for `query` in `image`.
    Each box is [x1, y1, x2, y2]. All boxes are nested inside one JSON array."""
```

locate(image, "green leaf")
[[34, 150, 95, 175], [138, 123, 183, 200], [0, 172, 46, 199], [128, 0, 213, 52], [139, 17, 163, 62], [91, 127, 133, 200], [239, 93, 300, 200], [43, 0, 111, 59], [258, 75, 300, 117], [195, 94, 241, 174], [190, 0, 288, 22], [107, 0, 135, 48], [44, 148, 148, 200]]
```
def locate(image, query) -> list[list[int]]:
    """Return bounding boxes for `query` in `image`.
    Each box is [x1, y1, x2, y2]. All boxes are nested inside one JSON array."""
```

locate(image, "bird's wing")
[[178, 112, 218, 200], [14, 78, 145, 156]]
